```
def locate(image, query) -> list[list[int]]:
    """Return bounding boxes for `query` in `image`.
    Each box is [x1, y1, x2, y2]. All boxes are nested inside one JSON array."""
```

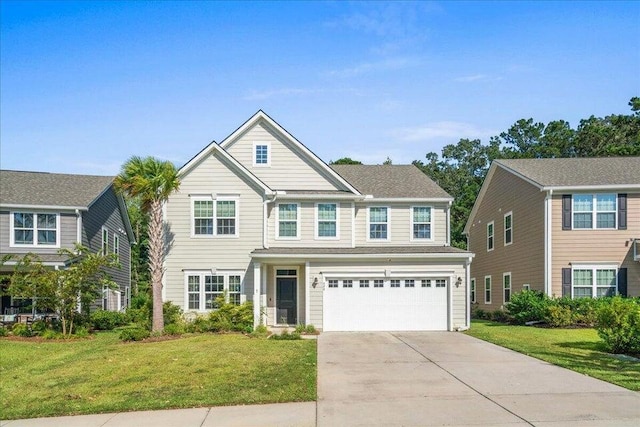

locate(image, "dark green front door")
[[276, 277, 297, 324]]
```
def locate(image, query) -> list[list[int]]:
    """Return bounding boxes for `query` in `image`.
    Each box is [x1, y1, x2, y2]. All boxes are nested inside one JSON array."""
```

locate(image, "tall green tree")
[[114, 156, 180, 332], [330, 157, 362, 165]]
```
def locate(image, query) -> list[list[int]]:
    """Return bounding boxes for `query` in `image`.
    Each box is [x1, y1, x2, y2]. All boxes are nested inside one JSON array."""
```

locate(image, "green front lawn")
[[466, 320, 640, 391], [0, 332, 317, 420]]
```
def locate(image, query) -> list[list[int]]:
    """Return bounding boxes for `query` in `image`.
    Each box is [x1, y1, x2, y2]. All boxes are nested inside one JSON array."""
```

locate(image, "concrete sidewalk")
[[0, 402, 316, 427]]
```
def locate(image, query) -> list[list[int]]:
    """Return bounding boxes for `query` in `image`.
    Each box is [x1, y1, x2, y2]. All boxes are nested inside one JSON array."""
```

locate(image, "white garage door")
[[323, 278, 448, 331]]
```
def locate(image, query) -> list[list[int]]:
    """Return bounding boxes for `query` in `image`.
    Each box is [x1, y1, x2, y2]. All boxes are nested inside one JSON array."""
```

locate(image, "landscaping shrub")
[[163, 301, 183, 326], [208, 299, 253, 332], [270, 329, 301, 340], [30, 320, 48, 335], [506, 290, 550, 324], [0, 326, 8, 337], [163, 323, 184, 336], [74, 326, 90, 338], [119, 327, 150, 341], [596, 296, 640, 354], [125, 306, 150, 329], [545, 303, 573, 328], [490, 310, 512, 323], [249, 324, 270, 338], [295, 324, 318, 334], [91, 310, 128, 330], [41, 329, 64, 340], [12, 323, 32, 337], [472, 308, 487, 320]]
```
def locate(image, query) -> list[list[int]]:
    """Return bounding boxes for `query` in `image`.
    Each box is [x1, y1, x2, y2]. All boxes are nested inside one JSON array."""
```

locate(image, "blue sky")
[[1, 1, 638, 175]]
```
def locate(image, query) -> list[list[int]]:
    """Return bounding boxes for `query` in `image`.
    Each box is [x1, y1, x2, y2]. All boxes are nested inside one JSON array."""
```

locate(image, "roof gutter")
[[251, 252, 475, 260], [541, 184, 640, 192], [0, 204, 88, 211]]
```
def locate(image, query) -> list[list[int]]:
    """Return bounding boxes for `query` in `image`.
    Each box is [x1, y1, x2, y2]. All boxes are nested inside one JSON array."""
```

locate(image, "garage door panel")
[[323, 282, 448, 332]]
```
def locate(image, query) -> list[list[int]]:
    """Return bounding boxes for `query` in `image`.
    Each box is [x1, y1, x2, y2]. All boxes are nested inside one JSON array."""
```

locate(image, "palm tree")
[[115, 156, 180, 332]]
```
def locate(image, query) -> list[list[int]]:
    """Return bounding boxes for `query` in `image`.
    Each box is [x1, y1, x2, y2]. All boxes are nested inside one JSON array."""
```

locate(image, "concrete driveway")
[[318, 332, 640, 427]]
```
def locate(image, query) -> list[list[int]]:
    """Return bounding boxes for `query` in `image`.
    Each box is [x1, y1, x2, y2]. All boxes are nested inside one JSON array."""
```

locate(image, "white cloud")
[[326, 57, 420, 78], [390, 121, 498, 143]]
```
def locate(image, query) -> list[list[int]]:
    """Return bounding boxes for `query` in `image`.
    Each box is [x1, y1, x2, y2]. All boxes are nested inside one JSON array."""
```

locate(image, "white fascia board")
[[251, 252, 475, 261], [362, 197, 454, 203], [0, 204, 87, 211], [541, 184, 640, 192], [2, 260, 66, 267], [275, 193, 365, 201], [220, 111, 362, 196]]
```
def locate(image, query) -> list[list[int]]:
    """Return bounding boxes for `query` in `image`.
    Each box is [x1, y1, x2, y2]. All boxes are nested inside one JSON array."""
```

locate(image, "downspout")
[[263, 192, 278, 249], [75, 209, 82, 246], [544, 190, 553, 296], [446, 200, 452, 246], [465, 256, 472, 330]]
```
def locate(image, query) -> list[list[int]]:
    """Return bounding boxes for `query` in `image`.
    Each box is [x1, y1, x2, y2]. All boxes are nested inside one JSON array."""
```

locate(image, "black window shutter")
[[618, 268, 627, 297], [618, 194, 627, 230], [562, 195, 572, 230], [562, 268, 572, 297]]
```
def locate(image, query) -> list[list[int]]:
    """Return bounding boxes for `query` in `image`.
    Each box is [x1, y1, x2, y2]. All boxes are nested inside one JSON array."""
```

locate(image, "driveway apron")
[[317, 332, 640, 427]]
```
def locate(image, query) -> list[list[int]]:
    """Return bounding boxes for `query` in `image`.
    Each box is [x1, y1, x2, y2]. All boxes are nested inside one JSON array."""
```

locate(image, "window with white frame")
[[316, 203, 338, 238], [113, 234, 120, 262], [523, 284, 530, 291], [11, 212, 59, 246], [422, 279, 431, 288], [573, 194, 616, 229], [192, 198, 238, 237], [390, 279, 400, 288], [487, 221, 494, 251], [373, 279, 384, 288], [484, 276, 491, 304], [186, 272, 243, 311], [343, 280, 353, 288], [572, 266, 617, 298], [435, 279, 446, 288], [405, 279, 415, 288], [470, 278, 476, 303], [504, 212, 513, 245], [368, 207, 388, 240], [503, 273, 511, 303], [412, 206, 432, 240], [102, 227, 109, 254], [328, 279, 339, 288], [254, 143, 270, 166], [359, 280, 369, 288], [278, 203, 299, 238]]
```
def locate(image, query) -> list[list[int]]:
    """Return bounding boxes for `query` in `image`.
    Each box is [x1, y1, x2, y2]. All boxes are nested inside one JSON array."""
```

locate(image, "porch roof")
[[251, 246, 472, 259]]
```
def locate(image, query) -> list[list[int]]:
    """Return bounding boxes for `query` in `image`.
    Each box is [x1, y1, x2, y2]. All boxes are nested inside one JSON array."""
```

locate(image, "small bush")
[[119, 327, 150, 342], [30, 320, 48, 335], [41, 329, 64, 339], [270, 329, 301, 340], [74, 326, 90, 338], [125, 307, 150, 329], [545, 304, 573, 328], [130, 292, 151, 309], [596, 296, 640, 354], [490, 310, 512, 323], [208, 299, 253, 332], [0, 327, 8, 337], [12, 323, 32, 337], [163, 323, 184, 336], [91, 310, 128, 330], [472, 308, 487, 320], [163, 301, 183, 326], [506, 290, 550, 324], [249, 324, 270, 338]]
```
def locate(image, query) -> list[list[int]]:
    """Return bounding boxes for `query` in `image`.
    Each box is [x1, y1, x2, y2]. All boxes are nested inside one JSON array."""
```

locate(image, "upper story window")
[[11, 212, 59, 247], [102, 227, 109, 254], [368, 207, 389, 240], [412, 206, 432, 240], [504, 212, 513, 245], [316, 203, 338, 238], [113, 234, 120, 262], [192, 197, 239, 237], [253, 142, 271, 166], [278, 203, 299, 239], [487, 221, 494, 251], [573, 194, 616, 229]]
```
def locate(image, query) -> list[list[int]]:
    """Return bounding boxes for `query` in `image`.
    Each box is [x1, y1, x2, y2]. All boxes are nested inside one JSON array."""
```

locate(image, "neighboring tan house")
[[164, 111, 474, 331], [0, 170, 135, 314], [464, 157, 640, 310]]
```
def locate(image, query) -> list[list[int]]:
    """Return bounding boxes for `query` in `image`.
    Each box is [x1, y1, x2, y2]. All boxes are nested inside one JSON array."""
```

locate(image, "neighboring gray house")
[[164, 111, 474, 331], [0, 170, 135, 314]]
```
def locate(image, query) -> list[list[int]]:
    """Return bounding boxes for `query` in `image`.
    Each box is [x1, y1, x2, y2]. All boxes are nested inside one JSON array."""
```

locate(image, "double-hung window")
[[487, 221, 494, 251], [254, 143, 270, 166], [504, 212, 513, 245], [113, 234, 120, 262], [368, 207, 389, 240], [412, 206, 432, 240], [278, 203, 299, 238], [572, 266, 616, 298], [470, 278, 476, 303], [11, 212, 59, 247], [316, 203, 338, 238], [102, 227, 109, 254], [484, 276, 491, 304], [573, 194, 616, 229], [186, 272, 243, 311], [503, 273, 511, 303], [192, 197, 238, 237]]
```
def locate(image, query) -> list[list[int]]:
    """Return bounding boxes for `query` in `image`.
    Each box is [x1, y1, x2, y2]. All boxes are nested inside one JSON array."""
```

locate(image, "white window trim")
[[276, 203, 300, 240], [487, 221, 494, 252], [503, 272, 511, 303], [253, 142, 271, 167], [366, 206, 390, 241], [101, 226, 109, 255], [571, 193, 617, 230], [183, 270, 244, 312], [410, 205, 434, 242], [470, 278, 476, 303], [9, 211, 61, 248], [484, 275, 492, 304], [570, 263, 618, 298], [190, 196, 240, 238], [523, 284, 531, 291], [113, 234, 120, 262], [504, 211, 513, 246], [314, 202, 340, 240]]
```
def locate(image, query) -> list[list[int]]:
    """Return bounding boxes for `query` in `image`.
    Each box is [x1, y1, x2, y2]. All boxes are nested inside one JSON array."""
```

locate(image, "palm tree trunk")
[[148, 199, 164, 332]]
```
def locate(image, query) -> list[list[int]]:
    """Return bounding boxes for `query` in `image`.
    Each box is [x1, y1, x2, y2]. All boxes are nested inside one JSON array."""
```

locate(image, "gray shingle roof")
[[330, 165, 451, 199], [252, 246, 469, 255], [0, 170, 115, 208], [496, 157, 640, 187]]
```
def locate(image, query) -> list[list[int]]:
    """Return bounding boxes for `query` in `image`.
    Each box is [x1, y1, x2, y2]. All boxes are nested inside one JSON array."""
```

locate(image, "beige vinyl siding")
[[267, 201, 353, 248], [468, 166, 546, 310], [354, 202, 448, 246], [164, 151, 264, 309], [0, 210, 77, 255], [551, 192, 640, 297], [307, 259, 468, 330], [225, 121, 344, 191]]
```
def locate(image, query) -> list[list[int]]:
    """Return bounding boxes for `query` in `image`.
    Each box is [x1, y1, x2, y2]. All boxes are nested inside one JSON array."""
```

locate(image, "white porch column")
[[305, 261, 311, 325], [253, 261, 261, 327]]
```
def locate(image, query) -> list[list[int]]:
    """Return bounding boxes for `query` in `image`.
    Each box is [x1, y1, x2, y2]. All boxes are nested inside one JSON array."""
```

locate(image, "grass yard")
[[466, 320, 640, 391], [0, 332, 317, 420]]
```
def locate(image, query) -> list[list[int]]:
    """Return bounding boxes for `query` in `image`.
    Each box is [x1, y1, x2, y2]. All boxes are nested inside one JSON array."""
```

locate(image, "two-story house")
[[464, 157, 640, 310], [0, 170, 135, 314], [164, 111, 474, 331]]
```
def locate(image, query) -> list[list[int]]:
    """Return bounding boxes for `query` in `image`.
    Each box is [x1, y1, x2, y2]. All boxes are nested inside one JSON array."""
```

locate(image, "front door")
[[276, 277, 297, 325]]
